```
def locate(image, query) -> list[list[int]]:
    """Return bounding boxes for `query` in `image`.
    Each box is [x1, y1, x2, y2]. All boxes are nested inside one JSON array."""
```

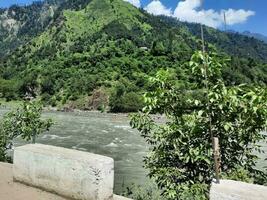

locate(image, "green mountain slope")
[[158, 16, 267, 62], [242, 31, 267, 44], [0, 1, 57, 57], [0, 0, 266, 112], [1, 0, 267, 61], [0, 0, 94, 58]]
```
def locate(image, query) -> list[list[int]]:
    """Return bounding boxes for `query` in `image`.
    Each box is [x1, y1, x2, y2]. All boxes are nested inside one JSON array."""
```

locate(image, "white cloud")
[[223, 9, 255, 25], [144, 1, 172, 16], [173, 0, 222, 27], [144, 0, 255, 28], [124, 0, 141, 8]]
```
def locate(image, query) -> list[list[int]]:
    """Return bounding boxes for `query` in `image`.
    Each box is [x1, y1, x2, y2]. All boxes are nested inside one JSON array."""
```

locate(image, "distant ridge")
[[1, 0, 267, 61], [242, 31, 267, 44]]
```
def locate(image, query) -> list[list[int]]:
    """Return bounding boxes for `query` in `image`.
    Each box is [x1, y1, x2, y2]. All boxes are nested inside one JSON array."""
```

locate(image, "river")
[[0, 109, 149, 194], [0, 109, 266, 194]]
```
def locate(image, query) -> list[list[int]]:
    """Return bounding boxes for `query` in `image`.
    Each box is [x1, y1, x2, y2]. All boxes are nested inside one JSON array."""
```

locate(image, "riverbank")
[[0, 99, 22, 109], [0, 99, 132, 115], [0, 99, 166, 123]]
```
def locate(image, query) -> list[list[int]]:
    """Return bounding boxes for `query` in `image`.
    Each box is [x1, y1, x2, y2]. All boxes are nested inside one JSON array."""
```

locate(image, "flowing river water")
[[0, 109, 266, 194], [0, 109, 149, 194]]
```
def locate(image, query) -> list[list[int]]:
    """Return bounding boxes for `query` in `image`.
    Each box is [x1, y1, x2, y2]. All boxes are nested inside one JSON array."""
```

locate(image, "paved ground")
[[210, 180, 267, 200], [0, 162, 66, 200]]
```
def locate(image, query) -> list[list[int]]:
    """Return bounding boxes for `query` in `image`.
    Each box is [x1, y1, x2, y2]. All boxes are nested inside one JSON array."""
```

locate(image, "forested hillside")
[[157, 16, 267, 62], [0, 1, 56, 57], [0, 0, 266, 112], [242, 31, 267, 44], [0, 0, 95, 57]]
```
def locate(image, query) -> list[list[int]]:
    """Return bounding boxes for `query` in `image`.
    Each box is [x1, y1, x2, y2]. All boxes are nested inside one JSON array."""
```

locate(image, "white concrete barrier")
[[13, 144, 114, 200], [210, 180, 267, 200]]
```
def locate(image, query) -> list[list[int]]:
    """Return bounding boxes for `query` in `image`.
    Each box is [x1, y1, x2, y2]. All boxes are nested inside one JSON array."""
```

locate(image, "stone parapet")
[[13, 144, 114, 200], [210, 180, 267, 200]]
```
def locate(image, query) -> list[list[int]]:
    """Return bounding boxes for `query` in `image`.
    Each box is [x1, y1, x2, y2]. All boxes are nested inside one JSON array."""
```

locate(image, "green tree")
[[0, 78, 20, 101], [0, 125, 12, 162], [0, 101, 53, 162], [130, 51, 267, 199], [151, 41, 166, 56]]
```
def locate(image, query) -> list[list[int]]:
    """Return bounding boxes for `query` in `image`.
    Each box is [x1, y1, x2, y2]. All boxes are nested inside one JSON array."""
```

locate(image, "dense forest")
[[0, 0, 266, 112], [242, 31, 267, 44]]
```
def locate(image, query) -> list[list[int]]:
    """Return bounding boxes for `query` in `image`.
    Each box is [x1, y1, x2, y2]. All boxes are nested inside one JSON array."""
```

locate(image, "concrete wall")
[[13, 144, 114, 200], [210, 180, 267, 200]]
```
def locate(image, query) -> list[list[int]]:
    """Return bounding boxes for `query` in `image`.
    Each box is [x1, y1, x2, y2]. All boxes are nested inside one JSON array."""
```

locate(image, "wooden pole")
[[213, 137, 221, 183], [224, 12, 227, 32], [201, 24, 205, 53], [200, 24, 221, 183]]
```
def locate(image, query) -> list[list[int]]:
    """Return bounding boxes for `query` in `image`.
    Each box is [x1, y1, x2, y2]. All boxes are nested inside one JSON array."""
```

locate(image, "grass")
[[0, 99, 22, 109]]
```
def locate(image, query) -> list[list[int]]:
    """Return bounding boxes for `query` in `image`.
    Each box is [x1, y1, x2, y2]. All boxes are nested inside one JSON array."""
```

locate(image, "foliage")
[[0, 78, 20, 101], [221, 167, 253, 183], [109, 82, 144, 113], [0, 101, 53, 162], [122, 182, 165, 200], [130, 51, 267, 199], [0, 0, 267, 113], [0, 124, 12, 162], [159, 16, 267, 63]]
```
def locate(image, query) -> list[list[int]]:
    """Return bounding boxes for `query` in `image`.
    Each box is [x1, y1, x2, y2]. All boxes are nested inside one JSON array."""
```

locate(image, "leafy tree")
[[151, 41, 166, 56], [0, 125, 12, 162], [109, 80, 144, 112], [0, 101, 53, 162], [0, 78, 20, 101], [130, 51, 267, 199]]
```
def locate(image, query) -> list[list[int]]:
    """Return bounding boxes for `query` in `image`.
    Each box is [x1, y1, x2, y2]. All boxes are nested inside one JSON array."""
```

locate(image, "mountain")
[[1, 0, 267, 61], [0, 1, 56, 58], [0, 0, 95, 57], [242, 31, 267, 44], [0, 0, 266, 112], [158, 16, 267, 62]]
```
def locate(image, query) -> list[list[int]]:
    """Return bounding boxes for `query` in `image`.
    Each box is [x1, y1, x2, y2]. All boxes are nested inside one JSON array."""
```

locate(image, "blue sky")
[[0, 0, 266, 36]]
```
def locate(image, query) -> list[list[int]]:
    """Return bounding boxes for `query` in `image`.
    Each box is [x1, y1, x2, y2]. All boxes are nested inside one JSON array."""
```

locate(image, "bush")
[[0, 101, 53, 161], [110, 91, 144, 113], [109, 81, 144, 113], [0, 125, 12, 162], [121, 182, 165, 200], [130, 51, 267, 199], [0, 78, 20, 101]]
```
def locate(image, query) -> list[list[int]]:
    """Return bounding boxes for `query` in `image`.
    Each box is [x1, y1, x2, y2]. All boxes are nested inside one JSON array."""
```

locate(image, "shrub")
[[130, 51, 267, 199], [121, 182, 165, 200], [110, 91, 144, 113], [0, 101, 53, 161], [109, 81, 144, 113]]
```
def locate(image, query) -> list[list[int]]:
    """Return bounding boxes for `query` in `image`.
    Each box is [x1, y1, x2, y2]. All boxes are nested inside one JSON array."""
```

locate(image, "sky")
[[0, 0, 266, 36]]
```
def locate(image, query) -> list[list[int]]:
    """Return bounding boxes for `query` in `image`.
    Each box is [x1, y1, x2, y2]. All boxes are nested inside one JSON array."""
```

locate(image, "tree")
[[130, 51, 267, 199], [151, 41, 166, 56], [0, 125, 12, 162], [0, 78, 20, 101], [0, 101, 53, 162]]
